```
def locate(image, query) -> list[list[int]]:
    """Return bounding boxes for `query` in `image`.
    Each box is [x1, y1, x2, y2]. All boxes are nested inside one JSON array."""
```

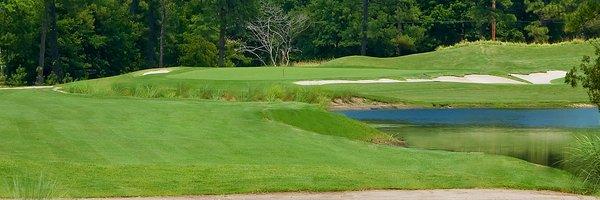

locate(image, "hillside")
[[322, 41, 596, 75]]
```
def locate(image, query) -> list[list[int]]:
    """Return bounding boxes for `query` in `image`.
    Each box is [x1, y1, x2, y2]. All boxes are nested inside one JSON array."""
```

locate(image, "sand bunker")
[[510, 70, 567, 84], [295, 75, 525, 86], [295, 71, 569, 86], [407, 75, 525, 84], [142, 69, 173, 76]]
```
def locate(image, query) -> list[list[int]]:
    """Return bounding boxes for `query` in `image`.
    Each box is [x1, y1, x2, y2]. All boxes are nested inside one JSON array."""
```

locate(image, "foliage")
[[565, 42, 600, 107], [564, 0, 600, 38], [178, 33, 218, 67], [562, 135, 600, 193], [7, 67, 28, 86], [1, 0, 600, 85], [525, 21, 550, 43]]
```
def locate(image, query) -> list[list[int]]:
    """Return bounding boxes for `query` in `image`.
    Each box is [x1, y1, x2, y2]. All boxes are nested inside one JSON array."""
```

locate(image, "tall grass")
[[6, 174, 59, 199], [63, 82, 355, 107], [562, 135, 600, 193], [436, 38, 597, 51]]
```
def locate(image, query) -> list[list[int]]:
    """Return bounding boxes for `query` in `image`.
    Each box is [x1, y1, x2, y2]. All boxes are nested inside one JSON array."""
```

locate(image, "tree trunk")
[[491, 0, 496, 41], [48, 0, 61, 78], [361, 0, 368, 55], [145, 0, 159, 68], [396, 10, 403, 56], [36, 1, 49, 85], [159, 0, 165, 68], [218, 1, 227, 67]]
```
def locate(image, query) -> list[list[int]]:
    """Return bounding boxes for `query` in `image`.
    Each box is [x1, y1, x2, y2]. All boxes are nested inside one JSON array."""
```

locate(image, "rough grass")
[[322, 40, 595, 75], [563, 135, 600, 193], [0, 90, 585, 197]]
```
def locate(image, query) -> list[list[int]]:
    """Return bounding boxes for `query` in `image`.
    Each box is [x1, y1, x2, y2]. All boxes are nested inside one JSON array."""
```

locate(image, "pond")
[[338, 108, 600, 166], [339, 108, 600, 128]]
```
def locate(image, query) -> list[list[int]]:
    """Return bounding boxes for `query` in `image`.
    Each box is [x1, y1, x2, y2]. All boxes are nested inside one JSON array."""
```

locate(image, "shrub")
[[562, 135, 600, 193], [7, 67, 28, 86], [45, 72, 59, 85]]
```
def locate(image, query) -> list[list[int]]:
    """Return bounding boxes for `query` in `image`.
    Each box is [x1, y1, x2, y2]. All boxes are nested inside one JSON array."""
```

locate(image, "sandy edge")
[[294, 71, 567, 86], [140, 68, 175, 76], [88, 189, 598, 200], [0, 86, 53, 90]]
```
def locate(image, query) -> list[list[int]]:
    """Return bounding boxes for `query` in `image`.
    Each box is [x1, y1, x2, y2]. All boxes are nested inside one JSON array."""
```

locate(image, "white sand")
[[510, 70, 567, 84], [408, 75, 525, 84], [295, 75, 525, 86], [142, 69, 173, 76]]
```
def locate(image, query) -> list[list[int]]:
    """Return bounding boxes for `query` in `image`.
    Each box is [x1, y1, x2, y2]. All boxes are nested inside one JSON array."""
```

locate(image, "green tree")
[[564, 0, 600, 38], [525, 21, 549, 43], [565, 42, 600, 107], [216, 0, 258, 67]]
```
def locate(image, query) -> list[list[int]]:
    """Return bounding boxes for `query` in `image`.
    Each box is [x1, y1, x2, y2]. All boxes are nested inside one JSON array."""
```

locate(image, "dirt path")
[[96, 189, 598, 200]]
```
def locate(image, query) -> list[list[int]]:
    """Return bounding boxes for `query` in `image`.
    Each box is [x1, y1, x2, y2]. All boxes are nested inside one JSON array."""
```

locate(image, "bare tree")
[[240, 1, 308, 66]]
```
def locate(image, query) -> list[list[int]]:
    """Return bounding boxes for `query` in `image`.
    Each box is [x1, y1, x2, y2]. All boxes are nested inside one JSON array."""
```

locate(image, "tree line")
[[0, 0, 598, 86]]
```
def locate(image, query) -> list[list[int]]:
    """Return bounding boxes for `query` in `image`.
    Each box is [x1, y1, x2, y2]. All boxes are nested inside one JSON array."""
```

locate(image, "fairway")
[[0, 89, 584, 197]]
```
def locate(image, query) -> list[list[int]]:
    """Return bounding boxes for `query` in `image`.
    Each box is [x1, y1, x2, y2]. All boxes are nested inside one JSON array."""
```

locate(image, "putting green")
[[168, 67, 444, 81]]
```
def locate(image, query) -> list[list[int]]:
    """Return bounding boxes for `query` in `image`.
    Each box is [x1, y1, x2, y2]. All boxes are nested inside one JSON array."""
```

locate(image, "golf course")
[[0, 40, 599, 198]]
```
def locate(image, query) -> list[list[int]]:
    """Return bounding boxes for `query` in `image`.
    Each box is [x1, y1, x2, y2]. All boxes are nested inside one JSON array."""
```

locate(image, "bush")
[[563, 135, 600, 193], [45, 72, 59, 85], [0, 67, 6, 86], [7, 67, 28, 86]]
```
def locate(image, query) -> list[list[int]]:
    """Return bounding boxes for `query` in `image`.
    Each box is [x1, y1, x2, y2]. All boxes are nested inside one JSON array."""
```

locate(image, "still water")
[[339, 108, 600, 128], [338, 108, 600, 166]]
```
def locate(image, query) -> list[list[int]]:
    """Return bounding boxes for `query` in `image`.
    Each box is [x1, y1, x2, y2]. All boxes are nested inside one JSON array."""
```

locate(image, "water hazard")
[[338, 108, 600, 166]]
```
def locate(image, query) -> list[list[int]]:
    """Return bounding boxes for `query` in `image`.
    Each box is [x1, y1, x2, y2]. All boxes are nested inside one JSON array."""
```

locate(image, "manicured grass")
[[63, 67, 590, 108], [322, 41, 595, 75], [265, 108, 402, 145], [0, 90, 584, 197], [168, 67, 443, 81], [320, 82, 589, 107]]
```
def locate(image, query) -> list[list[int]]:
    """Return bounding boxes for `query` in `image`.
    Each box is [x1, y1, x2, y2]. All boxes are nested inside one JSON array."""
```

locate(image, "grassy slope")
[[322, 41, 594, 75], [63, 67, 590, 108], [0, 90, 583, 197]]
